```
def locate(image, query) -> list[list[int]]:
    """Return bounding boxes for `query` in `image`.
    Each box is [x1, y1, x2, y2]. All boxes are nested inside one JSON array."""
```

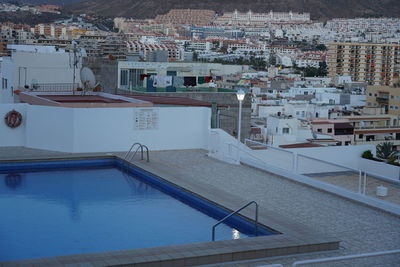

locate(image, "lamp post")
[[236, 89, 245, 142], [236, 89, 245, 164]]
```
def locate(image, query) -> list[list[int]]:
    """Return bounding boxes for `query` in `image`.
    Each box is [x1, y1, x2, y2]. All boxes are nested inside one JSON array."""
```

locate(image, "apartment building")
[[214, 10, 310, 26], [342, 115, 400, 147], [126, 41, 181, 62], [311, 119, 354, 146], [155, 9, 215, 25], [327, 42, 400, 86], [366, 85, 400, 115]]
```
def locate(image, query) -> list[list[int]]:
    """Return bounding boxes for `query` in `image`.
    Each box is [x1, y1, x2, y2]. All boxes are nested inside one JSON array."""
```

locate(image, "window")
[[359, 134, 364, 139], [327, 128, 332, 133], [282, 127, 290, 134], [317, 128, 322, 133], [120, 70, 128, 86], [345, 141, 350, 146], [2, 78, 7, 90]]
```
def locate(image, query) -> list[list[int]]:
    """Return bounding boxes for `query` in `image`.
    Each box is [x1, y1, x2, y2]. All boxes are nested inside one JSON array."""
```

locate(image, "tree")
[[317, 61, 328, 76], [315, 44, 327, 51], [268, 53, 276, 66], [376, 142, 396, 160]]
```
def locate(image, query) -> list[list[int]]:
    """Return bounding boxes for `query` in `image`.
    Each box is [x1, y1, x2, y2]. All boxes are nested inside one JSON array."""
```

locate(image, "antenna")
[[69, 40, 82, 95], [80, 67, 97, 94]]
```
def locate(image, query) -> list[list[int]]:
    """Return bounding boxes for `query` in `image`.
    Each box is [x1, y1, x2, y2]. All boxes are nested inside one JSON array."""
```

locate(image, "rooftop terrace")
[[0, 147, 399, 266]]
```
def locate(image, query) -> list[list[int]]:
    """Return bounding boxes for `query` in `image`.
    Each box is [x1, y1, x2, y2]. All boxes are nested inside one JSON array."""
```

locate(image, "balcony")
[[355, 139, 400, 146], [376, 96, 389, 104]]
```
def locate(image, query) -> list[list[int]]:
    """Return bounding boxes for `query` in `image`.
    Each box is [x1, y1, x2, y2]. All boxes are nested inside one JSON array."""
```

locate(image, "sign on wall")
[[135, 109, 159, 130]]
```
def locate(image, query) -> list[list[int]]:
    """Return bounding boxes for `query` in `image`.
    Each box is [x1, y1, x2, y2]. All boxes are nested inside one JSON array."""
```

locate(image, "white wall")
[[350, 95, 366, 107], [26, 105, 74, 152], [358, 158, 400, 181], [0, 103, 27, 146], [72, 107, 210, 152], [23, 105, 210, 153], [0, 58, 15, 103]]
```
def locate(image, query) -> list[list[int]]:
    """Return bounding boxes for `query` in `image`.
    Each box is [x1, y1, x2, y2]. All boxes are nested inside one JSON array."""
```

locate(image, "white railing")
[[208, 129, 400, 215], [292, 249, 400, 266]]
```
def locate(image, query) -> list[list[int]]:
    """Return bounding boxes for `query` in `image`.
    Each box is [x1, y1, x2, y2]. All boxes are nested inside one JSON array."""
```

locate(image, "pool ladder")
[[212, 201, 258, 241], [124, 142, 149, 162]]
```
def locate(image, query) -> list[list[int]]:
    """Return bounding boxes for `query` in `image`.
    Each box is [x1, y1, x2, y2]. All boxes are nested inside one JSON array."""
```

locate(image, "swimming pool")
[[0, 158, 276, 261]]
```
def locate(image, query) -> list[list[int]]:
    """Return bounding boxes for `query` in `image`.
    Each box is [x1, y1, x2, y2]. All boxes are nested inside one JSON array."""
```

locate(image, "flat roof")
[[18, 92, 153, 108], [40, 95, 129, 104]]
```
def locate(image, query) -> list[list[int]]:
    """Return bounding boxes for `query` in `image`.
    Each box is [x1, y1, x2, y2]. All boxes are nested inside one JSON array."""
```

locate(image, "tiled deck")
[[0, 147, 399, 266], [308, 172, 400, 205]]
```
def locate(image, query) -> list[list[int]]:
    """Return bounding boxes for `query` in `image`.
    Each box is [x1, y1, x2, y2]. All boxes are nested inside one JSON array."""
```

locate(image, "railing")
[[244, 139, 268, 149], [124, 142, 149, 162], [355, 125, 400, 129], [292, 249, 400, 266], [212, 201, 258, 241], [26, 83, 79, 92]]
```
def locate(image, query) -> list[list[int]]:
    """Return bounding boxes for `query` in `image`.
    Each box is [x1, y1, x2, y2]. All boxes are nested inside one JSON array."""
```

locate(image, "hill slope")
[[65, 0, 400, 20], [0, 0, 84, 5]]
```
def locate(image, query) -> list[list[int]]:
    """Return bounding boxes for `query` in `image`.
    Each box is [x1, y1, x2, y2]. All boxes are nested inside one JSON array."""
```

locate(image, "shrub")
[[361, 150, 374, 160]]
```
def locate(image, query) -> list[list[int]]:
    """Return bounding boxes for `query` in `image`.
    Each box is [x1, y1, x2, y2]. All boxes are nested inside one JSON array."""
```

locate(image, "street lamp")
[[236, 89, 245, 142]]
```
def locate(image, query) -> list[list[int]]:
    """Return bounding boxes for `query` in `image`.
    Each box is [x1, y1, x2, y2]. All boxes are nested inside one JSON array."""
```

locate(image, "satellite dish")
[[80, 67, 96, 92]]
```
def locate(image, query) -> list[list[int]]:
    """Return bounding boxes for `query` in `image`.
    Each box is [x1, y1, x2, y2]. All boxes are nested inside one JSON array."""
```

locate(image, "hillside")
[[0, 0, 84, 5], [64, 0, 400, 20]]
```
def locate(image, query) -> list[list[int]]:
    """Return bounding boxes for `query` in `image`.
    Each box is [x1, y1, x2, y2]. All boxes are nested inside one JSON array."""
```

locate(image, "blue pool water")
[[0, 159, 275, 261]]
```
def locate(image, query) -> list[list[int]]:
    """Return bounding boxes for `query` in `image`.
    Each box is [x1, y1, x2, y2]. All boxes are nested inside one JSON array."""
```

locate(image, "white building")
[[0, 45, 83, 103], [266, 114, 314, 147]]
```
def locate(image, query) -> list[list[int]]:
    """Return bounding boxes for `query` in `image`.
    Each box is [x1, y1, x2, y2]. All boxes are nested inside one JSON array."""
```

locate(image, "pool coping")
[[0, 155, 340, 267]]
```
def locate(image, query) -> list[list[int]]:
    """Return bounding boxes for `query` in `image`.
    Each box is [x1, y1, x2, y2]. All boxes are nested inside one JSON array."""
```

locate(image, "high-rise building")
[[327, 42, 400, 86]]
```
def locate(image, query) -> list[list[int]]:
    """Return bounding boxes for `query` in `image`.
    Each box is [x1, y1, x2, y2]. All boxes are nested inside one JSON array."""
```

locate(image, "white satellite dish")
[[80, 67, 96, 93]]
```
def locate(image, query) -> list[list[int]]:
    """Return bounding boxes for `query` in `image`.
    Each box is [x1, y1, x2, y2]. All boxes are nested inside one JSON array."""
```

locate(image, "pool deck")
[[0, 147, 399, 266]]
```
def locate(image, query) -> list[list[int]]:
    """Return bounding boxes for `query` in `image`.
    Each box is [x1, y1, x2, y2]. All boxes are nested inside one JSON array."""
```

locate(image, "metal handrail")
[[128, 145, 143, 162], [124, 142, 142, 160], [292, 249, 400, 266], [124, 142, 150, 162], [212, 201, 258, 241], [142, 145, 150, 162]]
